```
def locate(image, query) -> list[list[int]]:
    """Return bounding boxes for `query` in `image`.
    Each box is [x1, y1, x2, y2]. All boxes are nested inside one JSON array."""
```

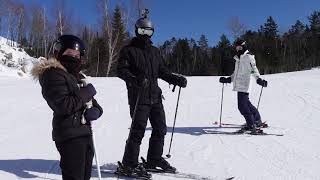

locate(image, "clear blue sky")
[[16, 0, 320, 46]]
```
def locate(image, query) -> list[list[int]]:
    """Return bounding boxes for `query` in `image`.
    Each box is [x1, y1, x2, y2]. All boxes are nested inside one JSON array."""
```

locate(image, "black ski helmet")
[[53, 35, 86, 60], [235, 38, 246, 47], [135, 9, 154, 37], [234, 38, 248, 53]]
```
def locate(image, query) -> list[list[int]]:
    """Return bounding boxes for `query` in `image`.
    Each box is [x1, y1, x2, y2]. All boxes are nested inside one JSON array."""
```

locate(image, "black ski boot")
[[115, 161, 152, 179], [237, 124, 263, 134], [256, 121, 268, 128], [142, 157, 176, 173]]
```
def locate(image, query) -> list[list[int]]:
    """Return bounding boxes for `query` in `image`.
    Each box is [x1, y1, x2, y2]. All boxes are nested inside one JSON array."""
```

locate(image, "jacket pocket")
[[72, 111, 83, 127]]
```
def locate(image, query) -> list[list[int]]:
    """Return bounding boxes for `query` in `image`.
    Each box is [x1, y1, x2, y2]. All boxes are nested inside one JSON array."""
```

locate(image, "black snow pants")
[[122, 103, 167, 167], [55, 136, 94, 180]]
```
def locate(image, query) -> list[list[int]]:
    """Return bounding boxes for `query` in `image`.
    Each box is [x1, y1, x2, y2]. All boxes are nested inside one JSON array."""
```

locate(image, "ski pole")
[[127, 88, 142, 138], [219, 83, 225, 127], [166, 86, 182, 158], [257, 86, 264, 110], [91, 123, 102, 180], [80, 73, 102, 180]]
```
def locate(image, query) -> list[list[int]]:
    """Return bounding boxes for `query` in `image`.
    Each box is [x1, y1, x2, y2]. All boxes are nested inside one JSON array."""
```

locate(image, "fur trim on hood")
[[31, 58, 66, 80]]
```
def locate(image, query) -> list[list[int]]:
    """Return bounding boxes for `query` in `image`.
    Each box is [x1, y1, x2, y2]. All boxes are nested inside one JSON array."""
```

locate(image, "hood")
[[31, 58, 66, 80]]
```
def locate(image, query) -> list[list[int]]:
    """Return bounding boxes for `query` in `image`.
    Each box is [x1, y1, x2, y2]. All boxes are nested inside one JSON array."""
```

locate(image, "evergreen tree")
[[112, 5, 128, 49], [289, 20, 305, 35], [198, 34, 209, 51], [308, 11, 320, 36], [263, 16, 279, 38]]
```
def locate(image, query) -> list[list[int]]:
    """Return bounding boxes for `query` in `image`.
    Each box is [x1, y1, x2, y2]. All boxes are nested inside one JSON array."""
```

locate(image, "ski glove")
[[128, 75, 149, 89], [92, 99, 103, 116], [257, 78, 268, 87], [219, 77, 231, 84], [171, 74, 187, 88], [84, 107, 101, 121], [84, 99, 103, 121], [79, 83, 97, 103]]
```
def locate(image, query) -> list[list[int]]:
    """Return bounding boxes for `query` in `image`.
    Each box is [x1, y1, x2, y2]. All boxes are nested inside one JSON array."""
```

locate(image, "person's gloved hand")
[[92, 99, 103, 116], [84, 107, 101, 121], [79, 84, 96, 102], [219, 77, 231, 83], [128, 75, 149, 89], [172, 74, 187, 88], [257, 78, 268, 87]]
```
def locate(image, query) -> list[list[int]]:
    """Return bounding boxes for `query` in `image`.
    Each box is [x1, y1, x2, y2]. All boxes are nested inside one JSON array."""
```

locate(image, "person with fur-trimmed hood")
[[219, 39, 268, 133], [32, 35, 103, 180]]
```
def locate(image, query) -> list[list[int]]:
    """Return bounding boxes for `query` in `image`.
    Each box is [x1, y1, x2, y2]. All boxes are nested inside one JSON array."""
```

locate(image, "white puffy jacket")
[[231, 50, 260, 93]]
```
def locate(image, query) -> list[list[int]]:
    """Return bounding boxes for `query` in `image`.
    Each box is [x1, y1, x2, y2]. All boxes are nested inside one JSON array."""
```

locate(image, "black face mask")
[[237, 49, 245, 57], [137, 35, 152, 46], [59, 55, 82, 78], [236, 46, 247, 58]]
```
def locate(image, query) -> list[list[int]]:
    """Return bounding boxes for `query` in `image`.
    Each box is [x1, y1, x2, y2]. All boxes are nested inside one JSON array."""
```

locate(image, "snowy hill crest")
[[0, 36, 39, 77]]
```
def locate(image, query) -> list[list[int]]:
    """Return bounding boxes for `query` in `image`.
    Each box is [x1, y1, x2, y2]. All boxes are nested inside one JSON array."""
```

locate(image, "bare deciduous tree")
[[103, 0, 119, 76], [228, 16, 247, 39], [99, 0, 130, 76], [54, 0, 72, 36]]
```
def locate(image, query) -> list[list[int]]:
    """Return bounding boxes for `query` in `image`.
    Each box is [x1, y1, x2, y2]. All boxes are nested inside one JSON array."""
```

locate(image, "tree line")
[[0, 0, 319, 76], [160, 12, 320, 76]]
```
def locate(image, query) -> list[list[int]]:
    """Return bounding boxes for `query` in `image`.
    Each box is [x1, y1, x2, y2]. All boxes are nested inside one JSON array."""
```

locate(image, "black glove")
[[171, 74, 187, 88], [128, 75, 149, 89], [84, 107, 101, 121], [257, 78, 268, 87], [92, 99, 103, 116], [79, 84, 96, 103], [219, 77, 231, 84]]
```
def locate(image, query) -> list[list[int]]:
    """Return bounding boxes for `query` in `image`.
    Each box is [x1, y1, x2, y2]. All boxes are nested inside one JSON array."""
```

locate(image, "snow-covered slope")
[[0, 69, 319, 180], [0, 36, 38, 77]]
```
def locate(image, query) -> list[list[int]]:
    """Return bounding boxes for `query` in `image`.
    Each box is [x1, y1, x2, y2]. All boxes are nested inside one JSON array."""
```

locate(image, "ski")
[[213, 121, 269, 128], [148, 171, 233, 180], [204, 129, 284, 136], [100, 161, 231, 180], [140, 157, 233, 180], [101, 169, 151, 180], [214, 121, 246, 126]]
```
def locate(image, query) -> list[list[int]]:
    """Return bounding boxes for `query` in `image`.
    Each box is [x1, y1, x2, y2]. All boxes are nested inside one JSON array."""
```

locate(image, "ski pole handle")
[[80, 72, 93, 124], [172, 85, 176, 92]]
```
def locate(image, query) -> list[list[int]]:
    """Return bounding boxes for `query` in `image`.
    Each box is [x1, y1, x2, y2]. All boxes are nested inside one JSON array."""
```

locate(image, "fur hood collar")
[[31, 58, 66, 80]]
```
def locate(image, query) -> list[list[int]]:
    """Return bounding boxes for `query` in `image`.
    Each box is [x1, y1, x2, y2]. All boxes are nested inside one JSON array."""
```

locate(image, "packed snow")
[[0, 36, 39, 77], [0, 67, 319, 180]]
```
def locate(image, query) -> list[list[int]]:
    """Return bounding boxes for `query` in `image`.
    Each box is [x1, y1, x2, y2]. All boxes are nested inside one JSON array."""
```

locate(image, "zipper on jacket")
[[234, 60, 240, 89], [143, 51, 153, 104], [149, 51, 156, 105]]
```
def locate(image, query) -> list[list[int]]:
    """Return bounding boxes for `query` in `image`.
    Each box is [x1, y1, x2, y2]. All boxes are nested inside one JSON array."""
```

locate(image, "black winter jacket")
[[118, 37, 177, 106], [32, 59, 100, 142]]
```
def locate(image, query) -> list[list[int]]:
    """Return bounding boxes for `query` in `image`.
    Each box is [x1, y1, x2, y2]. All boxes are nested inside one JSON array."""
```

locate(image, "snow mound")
[[0, 36, 39, 77]]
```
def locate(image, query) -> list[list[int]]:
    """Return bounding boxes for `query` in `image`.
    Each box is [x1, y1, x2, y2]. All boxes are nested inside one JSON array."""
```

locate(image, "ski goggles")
[[137, 27, 154, 37]]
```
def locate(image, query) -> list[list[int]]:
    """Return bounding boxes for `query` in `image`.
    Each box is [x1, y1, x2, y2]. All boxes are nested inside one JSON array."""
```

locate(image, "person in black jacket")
[[32, 35, 103, 180], [117, 11, 187, 177]]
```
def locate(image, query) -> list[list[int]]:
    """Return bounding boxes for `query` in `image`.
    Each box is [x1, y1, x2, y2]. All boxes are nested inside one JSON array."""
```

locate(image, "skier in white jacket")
[[219, 39, 268, 132]]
